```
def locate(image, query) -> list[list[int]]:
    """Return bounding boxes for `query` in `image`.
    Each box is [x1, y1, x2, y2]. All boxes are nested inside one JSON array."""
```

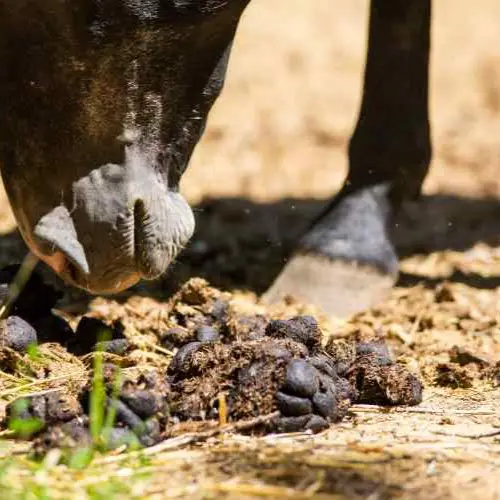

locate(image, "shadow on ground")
[[166, 192, 500, 294], [0, 193, 499, 309]]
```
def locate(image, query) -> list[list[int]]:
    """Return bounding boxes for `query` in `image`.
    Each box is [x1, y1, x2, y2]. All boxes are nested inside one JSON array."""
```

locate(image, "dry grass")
[[1, 390, 500, 499]]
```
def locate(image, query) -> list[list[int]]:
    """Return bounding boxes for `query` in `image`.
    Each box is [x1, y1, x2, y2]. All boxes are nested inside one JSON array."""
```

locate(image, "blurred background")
[[2, 0, 500, 293], [186, 0, 500, 202]]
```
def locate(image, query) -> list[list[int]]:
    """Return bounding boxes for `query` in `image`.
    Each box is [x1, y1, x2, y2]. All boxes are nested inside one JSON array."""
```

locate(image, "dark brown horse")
[[0, 1, 431, 317]]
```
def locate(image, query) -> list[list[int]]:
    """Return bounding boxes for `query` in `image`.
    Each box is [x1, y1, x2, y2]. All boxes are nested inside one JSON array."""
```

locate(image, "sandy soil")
[[1, 1, 500, 498]]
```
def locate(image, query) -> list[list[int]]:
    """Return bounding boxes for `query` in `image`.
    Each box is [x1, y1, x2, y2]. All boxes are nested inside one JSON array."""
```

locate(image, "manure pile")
[[0, 265, 422, 455]]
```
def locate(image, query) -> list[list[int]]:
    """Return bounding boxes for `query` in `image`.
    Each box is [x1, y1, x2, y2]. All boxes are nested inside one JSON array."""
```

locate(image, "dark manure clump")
[[0, 270, 424, 454]]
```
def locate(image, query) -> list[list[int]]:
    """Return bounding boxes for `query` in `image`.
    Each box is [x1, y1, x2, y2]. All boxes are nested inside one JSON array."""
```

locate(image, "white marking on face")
[[124, 59, 139, 133], [122, 59, 164, 193]]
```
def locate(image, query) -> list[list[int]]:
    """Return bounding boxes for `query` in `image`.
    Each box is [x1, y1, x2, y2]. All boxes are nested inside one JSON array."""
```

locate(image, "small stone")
[[0, 316, 37, 353], [282, 359, 319, 397], [276, 391, 312, 416], [195, 325, 220, 343]]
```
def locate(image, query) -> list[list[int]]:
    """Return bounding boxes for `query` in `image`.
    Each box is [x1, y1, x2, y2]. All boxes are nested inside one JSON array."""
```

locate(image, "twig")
[[351, 404, 498, 416], [218, 393, 228, 426], [19, 387, 63, 399], [204, 481, 343, 499], [409, 305, 427, 338], [433, 429, 500, 439], [0, 370, 86, 398], [0, 253, 39, 319], [149, 411, 281, 452]]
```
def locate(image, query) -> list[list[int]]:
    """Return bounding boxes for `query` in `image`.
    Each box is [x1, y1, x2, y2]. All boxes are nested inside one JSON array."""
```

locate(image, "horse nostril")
[[133, 198, 155, 244], [132, 198, 169, 280], [66, 260, 80, 283], [33, 206, 90, 276]]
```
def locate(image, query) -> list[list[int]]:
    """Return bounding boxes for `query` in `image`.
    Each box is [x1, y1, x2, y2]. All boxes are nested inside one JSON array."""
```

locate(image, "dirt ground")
[[1, 0, 500, 498]]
